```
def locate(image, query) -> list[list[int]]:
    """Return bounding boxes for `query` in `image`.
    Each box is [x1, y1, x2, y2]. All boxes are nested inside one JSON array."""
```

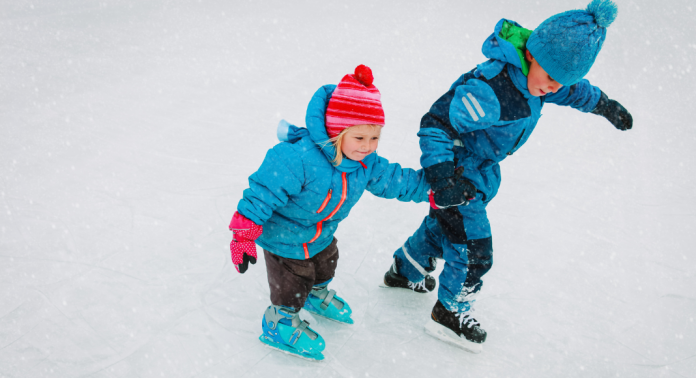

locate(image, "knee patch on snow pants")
[[462, 237, 493, 289]]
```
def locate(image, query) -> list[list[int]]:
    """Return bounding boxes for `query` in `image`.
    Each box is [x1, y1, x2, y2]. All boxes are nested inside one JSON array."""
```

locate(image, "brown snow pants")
[[263, 237, 339, 310]]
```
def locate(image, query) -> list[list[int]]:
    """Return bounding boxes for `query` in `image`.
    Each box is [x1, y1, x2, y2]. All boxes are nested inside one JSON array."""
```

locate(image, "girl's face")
[[525, 49, 563, 97], [340, 124, 381, 161]]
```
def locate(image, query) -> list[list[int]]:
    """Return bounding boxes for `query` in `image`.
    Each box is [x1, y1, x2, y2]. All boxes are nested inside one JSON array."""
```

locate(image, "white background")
[[1, 0, 695, 377]]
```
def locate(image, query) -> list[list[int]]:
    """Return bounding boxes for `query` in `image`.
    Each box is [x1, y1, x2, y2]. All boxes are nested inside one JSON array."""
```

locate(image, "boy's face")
[[525, 49, 563, 97], [341, 124, 381, 161]]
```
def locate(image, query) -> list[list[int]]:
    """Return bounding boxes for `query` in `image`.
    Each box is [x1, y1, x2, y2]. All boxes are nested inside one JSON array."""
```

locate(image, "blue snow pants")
[[393, 195, 493, 312]]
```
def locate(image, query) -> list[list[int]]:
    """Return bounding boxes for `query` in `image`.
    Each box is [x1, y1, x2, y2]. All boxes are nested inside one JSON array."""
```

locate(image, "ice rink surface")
[[1, 0, 695, 377]]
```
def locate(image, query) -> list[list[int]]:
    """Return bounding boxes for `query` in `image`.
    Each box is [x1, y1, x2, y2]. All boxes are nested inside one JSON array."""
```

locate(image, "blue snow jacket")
[[237, 85, 430, 260], [420, 19, 602, 205]]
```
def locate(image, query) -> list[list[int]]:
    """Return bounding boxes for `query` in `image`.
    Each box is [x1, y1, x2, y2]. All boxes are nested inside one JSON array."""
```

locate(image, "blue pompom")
[[586, 0, 618, 28]]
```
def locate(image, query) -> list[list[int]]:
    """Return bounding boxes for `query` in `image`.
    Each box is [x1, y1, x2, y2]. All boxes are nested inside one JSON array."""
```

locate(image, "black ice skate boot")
[[381, 258, 436, 293], [424, 300, 487, 353]]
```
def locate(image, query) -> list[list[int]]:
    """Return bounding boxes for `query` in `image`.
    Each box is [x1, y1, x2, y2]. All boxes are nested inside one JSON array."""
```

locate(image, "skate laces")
[[457, 308, 480, 329], [408, 279, 427, 291]]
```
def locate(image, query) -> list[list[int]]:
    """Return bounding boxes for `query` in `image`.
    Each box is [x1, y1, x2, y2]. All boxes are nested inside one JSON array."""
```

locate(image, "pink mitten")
[[229, 211, 263, 273]]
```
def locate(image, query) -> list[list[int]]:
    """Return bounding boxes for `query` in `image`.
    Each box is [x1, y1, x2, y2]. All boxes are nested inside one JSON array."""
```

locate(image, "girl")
[[229, 65, 432, 360]]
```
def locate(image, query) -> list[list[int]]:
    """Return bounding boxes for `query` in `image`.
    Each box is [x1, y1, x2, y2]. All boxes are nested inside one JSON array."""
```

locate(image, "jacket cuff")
[[591, 91, 609, 115], [229, 211, 259, 231]]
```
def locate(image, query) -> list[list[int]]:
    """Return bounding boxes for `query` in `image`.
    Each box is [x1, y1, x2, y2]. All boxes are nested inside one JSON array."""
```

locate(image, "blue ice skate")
[[303, 286, 353, 324], [259, 305, 326, 361]]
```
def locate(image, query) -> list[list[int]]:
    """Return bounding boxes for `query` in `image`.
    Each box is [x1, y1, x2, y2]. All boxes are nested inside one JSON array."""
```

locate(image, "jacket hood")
[[477, 19, 531, 78], [477, 19, 535, 99], [277, 84, 376, 173]]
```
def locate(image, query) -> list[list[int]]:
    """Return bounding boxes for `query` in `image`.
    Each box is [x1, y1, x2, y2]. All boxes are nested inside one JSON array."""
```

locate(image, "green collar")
[[498, 21, 533, 76]]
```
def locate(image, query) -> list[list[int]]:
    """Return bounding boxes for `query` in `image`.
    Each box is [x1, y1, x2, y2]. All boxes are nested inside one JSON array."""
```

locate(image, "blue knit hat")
[[526, 0, 618, 86]]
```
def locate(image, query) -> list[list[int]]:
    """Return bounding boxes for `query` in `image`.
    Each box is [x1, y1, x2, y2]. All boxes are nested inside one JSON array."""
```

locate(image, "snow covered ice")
[[1, 0, 695, 377]]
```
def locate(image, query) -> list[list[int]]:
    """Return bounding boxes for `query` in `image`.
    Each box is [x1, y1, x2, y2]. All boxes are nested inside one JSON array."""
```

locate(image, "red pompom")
[[354, 64, 374, 86]]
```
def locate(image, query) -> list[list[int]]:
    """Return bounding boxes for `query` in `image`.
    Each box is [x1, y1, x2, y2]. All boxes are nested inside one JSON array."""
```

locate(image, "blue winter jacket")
[[237, 85, 431, 260], [419, 19, 602, 204]]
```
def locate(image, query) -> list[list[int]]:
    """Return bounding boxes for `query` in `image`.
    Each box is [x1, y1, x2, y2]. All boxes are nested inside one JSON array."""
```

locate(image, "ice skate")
[[303, 286, 353, 324], [424, 300, 486, 353], [381, 258, 436, 293], [259, 305, 326, 361]]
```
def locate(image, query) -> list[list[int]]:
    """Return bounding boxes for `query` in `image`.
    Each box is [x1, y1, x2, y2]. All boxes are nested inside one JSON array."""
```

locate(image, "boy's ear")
[[525, 49, 534, 62]]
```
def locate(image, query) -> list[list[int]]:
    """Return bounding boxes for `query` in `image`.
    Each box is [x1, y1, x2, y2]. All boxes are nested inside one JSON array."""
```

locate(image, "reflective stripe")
[[402, 243, 429, 277], [461, 96, 479, 122], [453, 139, 463, 147], [467, 93, 486, 118]]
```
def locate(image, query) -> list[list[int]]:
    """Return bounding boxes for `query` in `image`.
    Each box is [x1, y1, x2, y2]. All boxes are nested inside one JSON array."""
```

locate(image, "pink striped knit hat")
[[325, 65, 385, 138]]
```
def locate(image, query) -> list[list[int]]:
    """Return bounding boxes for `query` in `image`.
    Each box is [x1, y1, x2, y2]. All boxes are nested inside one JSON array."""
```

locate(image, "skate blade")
[[303, 309, 354, 325], [424, 319, 483, 354], [259, 335, 325, 361]]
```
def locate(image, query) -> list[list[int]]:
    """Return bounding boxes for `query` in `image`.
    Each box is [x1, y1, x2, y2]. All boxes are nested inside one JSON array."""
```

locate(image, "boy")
[[381, 0, 632, 353]]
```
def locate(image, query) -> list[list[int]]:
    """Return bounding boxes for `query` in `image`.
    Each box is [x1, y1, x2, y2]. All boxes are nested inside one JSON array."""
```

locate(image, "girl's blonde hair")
[[324, 124, 381, 167]]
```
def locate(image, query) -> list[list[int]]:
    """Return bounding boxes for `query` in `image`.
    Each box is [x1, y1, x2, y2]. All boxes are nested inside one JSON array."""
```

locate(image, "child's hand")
[[591, 92, 633, 131], [229, 211, 263, 274], [429, 167, 477, 209]]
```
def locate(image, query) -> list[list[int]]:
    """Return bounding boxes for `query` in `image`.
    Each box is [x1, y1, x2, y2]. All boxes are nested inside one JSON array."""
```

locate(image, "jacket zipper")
[[303, 172, 348, 258], [507, 130, 525, 156], [316, 190, 332, 213]]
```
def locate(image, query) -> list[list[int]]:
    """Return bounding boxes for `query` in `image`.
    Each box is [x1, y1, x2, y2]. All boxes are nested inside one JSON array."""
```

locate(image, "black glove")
[[591, 91, 633, 131], [425, 162, 477, 208]]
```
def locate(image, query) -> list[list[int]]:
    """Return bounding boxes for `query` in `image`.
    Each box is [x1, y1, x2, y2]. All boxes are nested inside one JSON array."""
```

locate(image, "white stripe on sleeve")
[[467, 92, 486, 118], [461, 96, 479, 122]]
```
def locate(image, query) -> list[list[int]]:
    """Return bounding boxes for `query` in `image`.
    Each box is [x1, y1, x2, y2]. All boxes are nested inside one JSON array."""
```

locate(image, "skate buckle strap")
[[321, 289, 337, 310], [265, 306, 319, 344], [311, 287, 344, 311], [291, 320, 318, 343], [265, 305, 319, 342], [265, 306, 295, 330]]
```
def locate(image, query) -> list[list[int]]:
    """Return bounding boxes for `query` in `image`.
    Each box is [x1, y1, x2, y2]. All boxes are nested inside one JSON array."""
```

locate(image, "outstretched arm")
[[546, 80, 632, 130], [545, 79, 602, 112], [366, 155, 430, 203]]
